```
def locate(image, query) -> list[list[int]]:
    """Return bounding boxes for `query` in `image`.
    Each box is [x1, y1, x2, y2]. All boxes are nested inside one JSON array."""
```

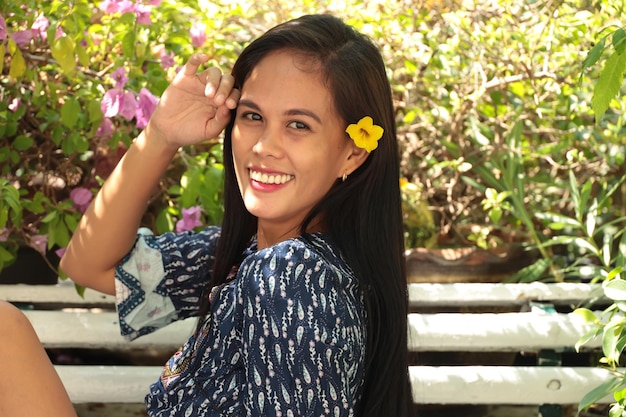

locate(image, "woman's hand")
[[146, 53, 240, 149]]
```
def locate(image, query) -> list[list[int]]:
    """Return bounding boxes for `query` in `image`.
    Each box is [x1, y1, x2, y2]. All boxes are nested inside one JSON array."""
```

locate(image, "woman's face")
[[232, 49, 355, 246]]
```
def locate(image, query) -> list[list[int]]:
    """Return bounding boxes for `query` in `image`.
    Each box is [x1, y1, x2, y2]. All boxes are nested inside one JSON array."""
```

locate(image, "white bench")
[[0, 281, 612, 410]]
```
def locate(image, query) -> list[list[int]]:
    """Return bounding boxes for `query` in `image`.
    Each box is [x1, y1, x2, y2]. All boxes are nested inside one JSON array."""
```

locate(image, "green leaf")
[[573, 308, 599, 324], [156, 208, 175, 234], [576, 326, 602, 352], [608, 267, 624, 282], [51, 35, 76, 74], [613, 28, 626, 55], [12, 135, 34, 151], [591, 48, 626, 122], [578, 375, 622, 412], [604, 279, 626, 301], [488, 207, 502, 224], [9, 46, 26, 79], [536, 212, 581, 228], [74, 283, 86, 298], [75, 43, 90, 67], [64, 214, 79, 233], [585, 198, 598, 237], [0, 44, 5, 75], [602, 322, 623, 364], [0, 246, 15, 263], [614, 387, 626, 402], [581, 36, 607, 81], [505, 258, 550, 282], [122, 31, 136, 58], [0, 246, 15, 270], [47, 217, 70, 248], [61, 97, 81, 128]]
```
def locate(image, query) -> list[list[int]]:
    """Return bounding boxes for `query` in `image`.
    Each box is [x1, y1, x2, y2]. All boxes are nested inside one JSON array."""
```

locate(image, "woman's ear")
[[339, 141, 370, 180]]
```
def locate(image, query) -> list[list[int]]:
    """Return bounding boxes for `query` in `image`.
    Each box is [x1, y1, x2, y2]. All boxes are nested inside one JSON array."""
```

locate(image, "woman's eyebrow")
[[284, 108, 321, 124], [238, 99, 260, 110], [238, 99, 322, 124]]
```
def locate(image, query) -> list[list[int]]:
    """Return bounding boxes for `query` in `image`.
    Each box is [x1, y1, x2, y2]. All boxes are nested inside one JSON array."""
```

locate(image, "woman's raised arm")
[[60, 54, 240, 295]]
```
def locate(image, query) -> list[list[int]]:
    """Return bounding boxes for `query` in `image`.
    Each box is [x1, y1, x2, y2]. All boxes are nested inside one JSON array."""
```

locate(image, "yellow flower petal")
[[345, 116, 384, 153]]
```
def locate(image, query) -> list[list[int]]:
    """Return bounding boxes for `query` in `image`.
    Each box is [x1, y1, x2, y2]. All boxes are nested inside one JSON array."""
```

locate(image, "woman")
[[4, 14, 411, 417]]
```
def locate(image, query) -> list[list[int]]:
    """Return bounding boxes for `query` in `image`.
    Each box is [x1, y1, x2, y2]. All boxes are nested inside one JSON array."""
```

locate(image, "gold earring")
[[342, 171, 347, 182]]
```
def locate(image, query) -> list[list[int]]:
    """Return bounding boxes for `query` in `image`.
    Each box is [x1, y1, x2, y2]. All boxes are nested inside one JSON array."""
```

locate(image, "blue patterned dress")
[[115, 226, 366, 416]]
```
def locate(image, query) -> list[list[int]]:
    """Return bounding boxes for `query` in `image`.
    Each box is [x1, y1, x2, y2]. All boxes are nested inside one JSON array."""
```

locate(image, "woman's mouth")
[[249, 169, 294, 185]]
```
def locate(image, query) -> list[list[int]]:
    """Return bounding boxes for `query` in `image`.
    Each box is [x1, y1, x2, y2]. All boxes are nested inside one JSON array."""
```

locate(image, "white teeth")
[[250, 170, 293, 185]]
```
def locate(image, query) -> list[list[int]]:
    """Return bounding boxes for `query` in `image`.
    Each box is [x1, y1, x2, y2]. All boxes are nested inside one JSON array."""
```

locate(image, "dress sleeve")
[[115, 226, 220, 341], [238, 241, 365, 417]]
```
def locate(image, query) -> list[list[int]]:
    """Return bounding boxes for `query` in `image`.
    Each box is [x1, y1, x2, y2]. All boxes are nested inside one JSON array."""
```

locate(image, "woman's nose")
[[252, 127, 284, 158]]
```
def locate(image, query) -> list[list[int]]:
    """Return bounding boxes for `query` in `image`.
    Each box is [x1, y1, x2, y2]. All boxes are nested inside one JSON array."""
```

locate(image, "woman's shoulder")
[[239, 233, 356, 288], [132, 225, 221, 253]]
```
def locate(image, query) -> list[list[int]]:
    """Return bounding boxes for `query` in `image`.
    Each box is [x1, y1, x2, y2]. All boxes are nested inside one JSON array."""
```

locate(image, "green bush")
[[1, 0, 625, 280]]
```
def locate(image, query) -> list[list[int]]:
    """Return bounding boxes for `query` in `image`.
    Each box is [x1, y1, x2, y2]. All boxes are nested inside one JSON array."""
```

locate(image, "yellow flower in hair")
[[345, 116, 384, 152]]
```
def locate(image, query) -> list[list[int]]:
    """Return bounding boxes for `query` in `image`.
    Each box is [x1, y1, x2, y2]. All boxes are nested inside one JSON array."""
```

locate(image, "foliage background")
[[1, 0, 626, 280]]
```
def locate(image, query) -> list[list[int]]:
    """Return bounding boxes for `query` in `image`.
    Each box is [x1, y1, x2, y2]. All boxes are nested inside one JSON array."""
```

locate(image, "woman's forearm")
[[60, 126, 178, 294]]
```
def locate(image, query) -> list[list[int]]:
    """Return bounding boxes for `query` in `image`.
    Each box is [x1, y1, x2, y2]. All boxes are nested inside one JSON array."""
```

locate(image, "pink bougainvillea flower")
[[111, 67, 128, 88], [32, 13, 50, 41], [96, 118, 114, 139], [8, 98, 21, 112], [160, 49, 175, 70], [55, 247, 67, 258], [135, 4, 152, 25], [12, 29, 33, 47], [54, 26, 65, 40], [190, 22, 206, 47], [119, 90, 138, 120], [30, 234, 48, 255], [148, 0, 162, 5], [101, 89, 137, 120], [175, 206, 203, 233], [117, 0, 136, 13], [0, 228, 9, 242], [100, 0, 135, 14], [70, 187, 93, 213], [101, 89, 124, 118], [100, 0, 120, 13], [0, 15, 7, 41], [135, 88, 158, 128]]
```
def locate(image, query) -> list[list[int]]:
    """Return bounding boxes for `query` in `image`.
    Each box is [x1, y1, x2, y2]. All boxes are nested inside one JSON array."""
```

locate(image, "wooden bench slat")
[[1, 282, 604, 307], [408, 311, 598, 352], [410, 366, 615, 404], [25, 310, 194, 350], [55, 365, 615, 405], [27, 310, 598, 352], [55, 365, 159, 403], [409, 282, 604, 307], [0, 284, 116, 305]]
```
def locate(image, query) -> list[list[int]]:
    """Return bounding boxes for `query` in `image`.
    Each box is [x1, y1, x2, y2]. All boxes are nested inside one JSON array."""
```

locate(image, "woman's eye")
[[288, 120, 310, 130], [243, 112, 262, 121]]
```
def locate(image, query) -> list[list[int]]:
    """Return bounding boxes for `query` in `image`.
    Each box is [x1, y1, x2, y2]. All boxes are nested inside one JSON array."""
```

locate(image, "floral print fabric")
[[115, 226, 366, 416]]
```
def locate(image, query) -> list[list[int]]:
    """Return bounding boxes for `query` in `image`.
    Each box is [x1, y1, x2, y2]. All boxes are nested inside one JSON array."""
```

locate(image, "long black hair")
[[202, 14, 411, 417]]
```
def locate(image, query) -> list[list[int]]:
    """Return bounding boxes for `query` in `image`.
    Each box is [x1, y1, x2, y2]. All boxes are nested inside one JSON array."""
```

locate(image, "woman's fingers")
[[178, 54, 239, 109], [225, 86, 240, 109], [181, 53, 209, 77], [202, 69, 236, 107]]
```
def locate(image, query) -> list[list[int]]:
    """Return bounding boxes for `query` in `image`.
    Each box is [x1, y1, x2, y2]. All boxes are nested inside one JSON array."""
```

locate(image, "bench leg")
[[538, 349, 563, 417], [539, 404, 563, 417]]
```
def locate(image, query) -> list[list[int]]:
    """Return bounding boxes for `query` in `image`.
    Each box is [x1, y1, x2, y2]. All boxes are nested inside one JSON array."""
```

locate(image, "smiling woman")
[[3, 14, 412, 417]]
